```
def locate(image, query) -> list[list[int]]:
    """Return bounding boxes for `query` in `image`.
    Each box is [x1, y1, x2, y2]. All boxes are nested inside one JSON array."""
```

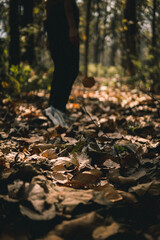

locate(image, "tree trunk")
[[99, 1, 108, 65], [9, 0, 20, 66], [150, 0, 159, 90], [94, 0, 100, 64], [21, 0, 34, 65], [124, 0, 137, 76], [110, 8, 118, 66], [84, 0, 92, 77], [152, 0, 156, 51]]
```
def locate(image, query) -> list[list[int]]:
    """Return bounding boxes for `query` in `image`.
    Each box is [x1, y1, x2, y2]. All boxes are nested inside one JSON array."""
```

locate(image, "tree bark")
[[84, 0, 92, 77], [94, 0, 100, 64], [21, 0, 34, 65], [152, 0, 156, 51], [124, 0, 137, 76], [9, 0, 20, 66], [110, 8, 118, 66]]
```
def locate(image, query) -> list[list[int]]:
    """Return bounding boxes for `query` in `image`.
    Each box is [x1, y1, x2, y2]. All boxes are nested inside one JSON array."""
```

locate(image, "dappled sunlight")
[[1, 77, 160, 239], [1, 0, 160, 238]]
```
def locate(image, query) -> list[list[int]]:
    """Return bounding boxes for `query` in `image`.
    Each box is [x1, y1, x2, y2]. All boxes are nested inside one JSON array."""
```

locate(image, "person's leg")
[[59, 41, 79, 110], [49, 38, 69, 112], [47, 0, 79, 112], [43, 37, 69, 127], [49, 38, 79, 112]]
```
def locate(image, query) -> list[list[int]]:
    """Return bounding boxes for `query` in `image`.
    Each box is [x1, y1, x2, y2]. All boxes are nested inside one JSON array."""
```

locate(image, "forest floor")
[[0, 78, 160, 240]]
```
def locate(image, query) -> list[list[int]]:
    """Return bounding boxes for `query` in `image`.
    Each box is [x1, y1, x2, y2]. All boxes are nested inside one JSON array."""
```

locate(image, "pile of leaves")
[[0, 81, 160, 240]]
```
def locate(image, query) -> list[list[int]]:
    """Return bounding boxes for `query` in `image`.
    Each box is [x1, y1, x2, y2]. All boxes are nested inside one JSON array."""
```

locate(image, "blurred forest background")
[[0, 0, 160, 98]]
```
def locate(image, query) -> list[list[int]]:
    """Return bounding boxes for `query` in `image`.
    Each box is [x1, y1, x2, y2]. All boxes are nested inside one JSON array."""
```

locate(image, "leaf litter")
[[0, 81, 160, 240]]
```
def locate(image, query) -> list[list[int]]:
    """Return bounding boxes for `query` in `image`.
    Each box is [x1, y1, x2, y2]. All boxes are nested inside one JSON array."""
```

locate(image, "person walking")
[[43, 0, 79, 127]]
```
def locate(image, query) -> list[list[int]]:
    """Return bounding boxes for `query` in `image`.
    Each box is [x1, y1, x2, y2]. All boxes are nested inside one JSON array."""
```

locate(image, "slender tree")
[[84, 0, 92, 77], [150, 0, 160, 90], [93, 0, 101, 64], [21, 0, 34, 64], [110, 7, 118, 66], [9, 0, 20, 66], [124, 0, 137, 75]]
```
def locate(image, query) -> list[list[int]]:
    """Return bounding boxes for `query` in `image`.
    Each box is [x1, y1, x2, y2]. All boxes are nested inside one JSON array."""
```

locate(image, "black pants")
[[46, 1, 79, 112]]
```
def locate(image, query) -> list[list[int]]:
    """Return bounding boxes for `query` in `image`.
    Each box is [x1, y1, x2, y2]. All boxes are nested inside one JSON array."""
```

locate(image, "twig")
[[75, 97, 100, 130], [82, 105, 100, 130]]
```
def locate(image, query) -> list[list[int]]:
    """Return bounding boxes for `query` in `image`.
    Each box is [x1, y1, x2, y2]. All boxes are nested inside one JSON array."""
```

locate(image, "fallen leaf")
[[129, 180, 160, 196], [37, 232, 64, 240], [53, 186, 93, 213], [118, 190, 138, 203], [54, 212, 103, 239], [20, 203, 56, 221], [41, 148, 57, 160], [19, 183, 56, 221], [29, 143, 56, 152], [65, 170, 102, 189], [52, 172, 70, 184], [71, 152, 91, 170], [94, 184, 123, 203], [51, 157, 79, 172], [8, 180, 24, 199], [103, 159, 120, 169], [93, 222, 120, 240]]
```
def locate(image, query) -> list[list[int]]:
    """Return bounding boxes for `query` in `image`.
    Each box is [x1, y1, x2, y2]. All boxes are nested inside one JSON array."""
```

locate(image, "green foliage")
[[4, 63, 52, 95], [0, 38, 9, 94], [114, 144, 126, 154], [1, 0, 160, 97], [106, 66, 124, 78], [71, 140, 87, 154], [80, 63, 124, 78], [88, 63, 107, 77], [8, 63, 32, 94], [131, 53, 160, 92], [127, 125, 135, 134]]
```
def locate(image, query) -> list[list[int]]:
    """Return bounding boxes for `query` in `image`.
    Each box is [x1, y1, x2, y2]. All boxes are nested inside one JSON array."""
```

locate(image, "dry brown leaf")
[[29, 143, 55, 152], [54, 212, 103, 239], [115, 176, 136, 185], [43, 128, 60, 141], [93, 222, 120, 240], [71, 153, 91, 170], [103, 159, 120, 169], [37, 231, 64, 240], [129, 180, 160, 196], [100, 118, 116, 133], [83, 129, 97, 138], [94, 184, 123, 203], [51, 164, 68, 173], [52, 172, 70, 184], [41, 148, 57, 160], [118, 190, 138, 203], [53, 186, 93, 213], [65, 170, 101, 188], [120, 153, 139, 168], [51, 157, 79, 171], [0, 157, 6, 169]]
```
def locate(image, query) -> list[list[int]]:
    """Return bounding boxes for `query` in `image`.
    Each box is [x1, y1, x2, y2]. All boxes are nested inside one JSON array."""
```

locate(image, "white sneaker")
[[43, 106, 68, 128]]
